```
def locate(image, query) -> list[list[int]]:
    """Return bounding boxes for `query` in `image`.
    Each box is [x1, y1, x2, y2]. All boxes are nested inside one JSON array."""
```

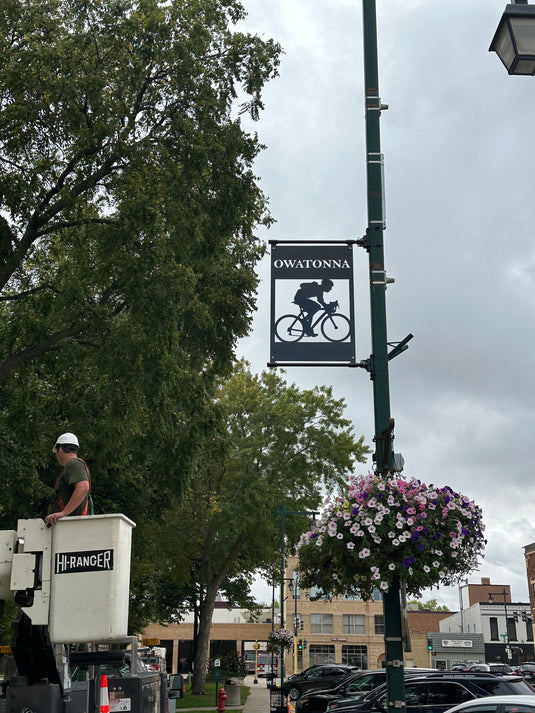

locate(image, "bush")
[[208, 651, 247, 678]]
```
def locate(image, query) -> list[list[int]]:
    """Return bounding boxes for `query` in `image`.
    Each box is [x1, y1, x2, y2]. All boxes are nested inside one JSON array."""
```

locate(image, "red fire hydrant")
[[218, 687, 227, 713]]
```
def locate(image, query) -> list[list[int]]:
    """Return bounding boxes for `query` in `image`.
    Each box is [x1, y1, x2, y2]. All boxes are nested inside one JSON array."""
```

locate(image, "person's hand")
[[45, 511, 65, 526]]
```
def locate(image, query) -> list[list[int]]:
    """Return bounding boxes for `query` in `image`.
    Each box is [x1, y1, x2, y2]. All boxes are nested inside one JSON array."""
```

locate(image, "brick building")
[[143, 544, 535, 674], [142, 557, 453, 674], [524, 542, 535, 624]]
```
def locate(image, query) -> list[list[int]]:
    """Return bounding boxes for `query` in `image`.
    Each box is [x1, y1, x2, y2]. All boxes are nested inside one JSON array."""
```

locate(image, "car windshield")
[[476, 679, 535, 696], [346, 675, 383, 694], [363, 683, 387, 701]]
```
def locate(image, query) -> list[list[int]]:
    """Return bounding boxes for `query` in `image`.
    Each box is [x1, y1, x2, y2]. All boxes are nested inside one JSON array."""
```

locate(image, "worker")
[[45, 432, 91, 526]]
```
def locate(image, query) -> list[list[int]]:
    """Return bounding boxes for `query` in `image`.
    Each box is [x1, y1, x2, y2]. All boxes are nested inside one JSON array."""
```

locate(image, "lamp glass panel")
[[494, 22, 516, 69], [513, 58, 535, 74], [511, 17, 535, 54]]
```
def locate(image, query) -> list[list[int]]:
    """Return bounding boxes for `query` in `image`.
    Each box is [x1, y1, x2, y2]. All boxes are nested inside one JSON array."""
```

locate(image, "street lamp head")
[[488, 594, 494, 604], [490, 2, 535, 75]]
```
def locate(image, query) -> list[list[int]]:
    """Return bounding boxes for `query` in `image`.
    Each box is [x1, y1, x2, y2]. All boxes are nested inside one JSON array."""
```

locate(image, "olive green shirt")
[[49, 458, 90, 516]]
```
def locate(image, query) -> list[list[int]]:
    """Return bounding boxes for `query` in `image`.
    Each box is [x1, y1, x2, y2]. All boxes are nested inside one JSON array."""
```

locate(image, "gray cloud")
[[239, 0, 535, 609]]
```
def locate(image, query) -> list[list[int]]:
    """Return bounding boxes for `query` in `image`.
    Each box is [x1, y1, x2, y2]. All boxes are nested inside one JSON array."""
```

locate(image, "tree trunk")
[[191, 583, 218, 694]]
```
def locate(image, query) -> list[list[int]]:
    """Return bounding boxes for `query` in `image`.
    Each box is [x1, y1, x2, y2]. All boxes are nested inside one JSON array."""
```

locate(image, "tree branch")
[[0, 327, 82, 385], [0, 283, 57, 302], [36, 217, 117, 238]]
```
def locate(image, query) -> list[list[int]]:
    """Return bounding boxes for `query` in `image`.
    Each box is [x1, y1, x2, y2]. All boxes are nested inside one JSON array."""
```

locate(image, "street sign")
[[214, 669, 221, 682], [269, 241, 356, 365], [214, 659, 221, 667]]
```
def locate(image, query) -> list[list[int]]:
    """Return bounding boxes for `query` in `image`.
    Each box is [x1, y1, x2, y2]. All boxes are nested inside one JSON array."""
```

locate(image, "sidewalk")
[[242, 675, 271, 713]]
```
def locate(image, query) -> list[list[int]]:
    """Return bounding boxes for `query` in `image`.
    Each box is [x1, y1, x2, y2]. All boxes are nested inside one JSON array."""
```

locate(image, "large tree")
[[0, 0, 281, 639], [148, 365, 370, 694], [0, 0, 280, 528]]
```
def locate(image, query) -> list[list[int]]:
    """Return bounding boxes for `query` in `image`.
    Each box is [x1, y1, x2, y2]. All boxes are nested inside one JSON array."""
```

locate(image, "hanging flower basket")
[[267, 628, 294, 654], [297, 474, 486, 600]]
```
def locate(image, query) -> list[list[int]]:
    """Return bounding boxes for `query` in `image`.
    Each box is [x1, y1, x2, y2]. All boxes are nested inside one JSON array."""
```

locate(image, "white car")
[[446, 694, 535, 713]]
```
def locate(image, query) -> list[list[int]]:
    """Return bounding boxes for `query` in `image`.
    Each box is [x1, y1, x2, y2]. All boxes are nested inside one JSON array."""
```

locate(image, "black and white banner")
[[270, 242, 355, 364], [55, 549, 114, 574]]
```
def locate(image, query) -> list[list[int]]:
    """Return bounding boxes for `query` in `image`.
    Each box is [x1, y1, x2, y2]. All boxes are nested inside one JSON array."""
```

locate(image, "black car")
[[282, 664, 359, 700], [516, 664, 535, 683], [295, 668, 436, 713], [325, 672, 535, 713], [288, 665, 332, 682]]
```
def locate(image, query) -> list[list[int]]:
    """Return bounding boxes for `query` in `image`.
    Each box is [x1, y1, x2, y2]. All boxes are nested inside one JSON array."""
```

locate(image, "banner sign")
[[270, 241, 355, 364], [55, 549, 114, 574]]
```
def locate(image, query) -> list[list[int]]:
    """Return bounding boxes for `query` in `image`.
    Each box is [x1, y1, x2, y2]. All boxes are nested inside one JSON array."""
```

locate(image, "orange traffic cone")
[[100, 674, 110, 713]]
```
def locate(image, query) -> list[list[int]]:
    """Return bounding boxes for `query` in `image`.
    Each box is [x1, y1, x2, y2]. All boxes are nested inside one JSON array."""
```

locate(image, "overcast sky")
[[235, 0, 535, 612]]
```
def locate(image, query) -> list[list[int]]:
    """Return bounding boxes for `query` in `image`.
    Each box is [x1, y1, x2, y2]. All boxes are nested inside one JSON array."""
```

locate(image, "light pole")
[[490, 0, 535, 74], [276, 501, 317, 687], [357, 2, 407, 711], [488, 590, 511, 661], [283, 577, 299, 675]]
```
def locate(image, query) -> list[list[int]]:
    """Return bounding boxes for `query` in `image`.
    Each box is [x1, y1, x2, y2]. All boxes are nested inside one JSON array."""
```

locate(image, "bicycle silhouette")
[[275, 301, 351, 343]]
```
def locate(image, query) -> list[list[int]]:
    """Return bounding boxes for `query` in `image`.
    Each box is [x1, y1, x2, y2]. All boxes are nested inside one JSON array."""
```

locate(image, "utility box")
[[49, 514, 135, 643]]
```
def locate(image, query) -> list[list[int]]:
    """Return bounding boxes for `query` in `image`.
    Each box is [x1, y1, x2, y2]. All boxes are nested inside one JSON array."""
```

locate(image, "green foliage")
[[0, 600, 18, 646], [408, 598, 450, 612], [0, 0, 281, 630], [150, 364, 369, 692], [208, 652, 247, 678]]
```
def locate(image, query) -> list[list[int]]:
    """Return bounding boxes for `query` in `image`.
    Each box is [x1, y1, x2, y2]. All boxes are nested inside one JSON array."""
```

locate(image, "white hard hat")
[[52, 432, 79, 453]]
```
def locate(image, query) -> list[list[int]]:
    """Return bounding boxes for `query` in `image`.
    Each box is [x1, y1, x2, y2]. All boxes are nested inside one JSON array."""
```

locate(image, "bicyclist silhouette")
[[293, 278, 336, 337]]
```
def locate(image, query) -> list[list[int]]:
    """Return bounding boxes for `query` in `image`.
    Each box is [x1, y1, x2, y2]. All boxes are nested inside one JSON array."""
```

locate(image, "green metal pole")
[[279, 501, 286, 688], [362, 0, 392, 472], [361, 1, 405, 712]]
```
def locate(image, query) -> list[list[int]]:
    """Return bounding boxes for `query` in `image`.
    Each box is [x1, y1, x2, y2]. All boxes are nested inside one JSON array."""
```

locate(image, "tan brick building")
[[142, 557, 454, 674]]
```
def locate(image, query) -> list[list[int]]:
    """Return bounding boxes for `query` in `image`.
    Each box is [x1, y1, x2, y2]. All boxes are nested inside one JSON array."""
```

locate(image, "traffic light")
[[514, 612, 519, 623], [427, 639, 433, 651], [522, 610, 527, 622], [300, 619, 304, 630], [304, 640, 308, 649], [298, 639, 303, 650]]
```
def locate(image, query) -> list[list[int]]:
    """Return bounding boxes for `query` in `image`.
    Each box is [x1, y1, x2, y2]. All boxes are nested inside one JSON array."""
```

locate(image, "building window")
[[490, 617, 499, 641], [308, 644, 335, 665], [343, 614, 365, 635], [290, 570, 300, 600], [374, 614, 384, 635], [311, 614, 333, 634], [373, 589, 383, 601], [342, 645, 367, 668], [507, 618, 517, 642], [527, 618, 533, 641]]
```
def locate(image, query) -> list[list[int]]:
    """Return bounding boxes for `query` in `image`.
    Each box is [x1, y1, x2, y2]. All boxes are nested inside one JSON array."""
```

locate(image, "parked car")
[[515, 664, 535, 683], [287, 665, 333, 682], [295, 668, 436, 713], [488, 664, 515, 675], [469, 665, 492, 673], [282, 664, 359, 700], [325, 672, 535, 713], [446, 694, 535, 713], [468, 664, 515, 675]]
